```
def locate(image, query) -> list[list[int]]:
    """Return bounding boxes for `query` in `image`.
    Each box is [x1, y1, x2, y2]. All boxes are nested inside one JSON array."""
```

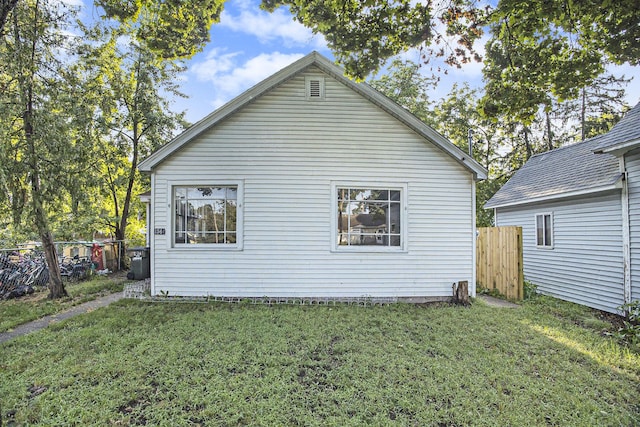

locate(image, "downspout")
[[149, 173, 155, 296], [472, 176, 477, 298], [145, 201, 150, 247], [469, 128, 477, 297], [620, 157, 631, 307]]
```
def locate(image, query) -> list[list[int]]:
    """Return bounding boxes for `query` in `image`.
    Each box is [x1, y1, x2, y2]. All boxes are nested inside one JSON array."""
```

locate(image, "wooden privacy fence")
[[476, 226, 524, 300]]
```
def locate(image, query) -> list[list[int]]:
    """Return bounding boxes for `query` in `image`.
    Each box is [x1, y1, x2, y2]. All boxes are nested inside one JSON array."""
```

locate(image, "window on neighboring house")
[[536, 213, 553, 248], [174, 186, 238, 246], [335, 186, 404, 250]]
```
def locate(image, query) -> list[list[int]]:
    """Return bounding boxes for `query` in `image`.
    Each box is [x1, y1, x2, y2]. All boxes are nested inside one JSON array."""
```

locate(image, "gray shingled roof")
[[486, 103, 640, 209], [485, 135, 621, 209], [595, 102, 640, 152]]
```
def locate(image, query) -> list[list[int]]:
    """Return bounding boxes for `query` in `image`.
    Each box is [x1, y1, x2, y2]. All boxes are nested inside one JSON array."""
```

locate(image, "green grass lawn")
[[0, 273, 129, 333], [1, 296, 638, 426]]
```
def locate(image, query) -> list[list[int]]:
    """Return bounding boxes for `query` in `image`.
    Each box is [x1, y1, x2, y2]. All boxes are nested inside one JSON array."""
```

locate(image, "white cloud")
[[219, 2, 327, 50], [191, 49, 241, 83], [190, 51, 306, 109]]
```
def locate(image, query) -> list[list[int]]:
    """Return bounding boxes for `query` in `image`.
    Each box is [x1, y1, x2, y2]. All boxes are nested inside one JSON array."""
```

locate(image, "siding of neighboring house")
[[495, 192, 624, 313], [626, 148, 640, 303], [149, 66, 475, 298]]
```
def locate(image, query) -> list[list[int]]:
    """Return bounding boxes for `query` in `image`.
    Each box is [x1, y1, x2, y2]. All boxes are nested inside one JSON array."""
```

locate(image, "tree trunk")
[[41, 231, 66, 299], [0, 0, 19, 35], [523, 126, 533, 160], [580, 88, 587, 141], [453, 280, 470, 305], [25, 114, 67, 299], [25, 111, 67, 299], [115, 127, 139, 269], [19, 6, 67, 298], [115, 225, 127, 270], [545, 110, 553, 151]]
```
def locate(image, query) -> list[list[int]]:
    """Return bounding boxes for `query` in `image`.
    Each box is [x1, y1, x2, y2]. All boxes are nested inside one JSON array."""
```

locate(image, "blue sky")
[[77, 0, 638, 125]]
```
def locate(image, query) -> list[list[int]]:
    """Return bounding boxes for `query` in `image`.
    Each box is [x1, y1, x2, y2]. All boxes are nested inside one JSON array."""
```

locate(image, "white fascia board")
[[594, 138, 640, 156], [485, 180, 623, 210]]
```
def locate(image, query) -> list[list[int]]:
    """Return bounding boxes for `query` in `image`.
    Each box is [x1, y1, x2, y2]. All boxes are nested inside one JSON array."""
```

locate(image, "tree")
[[0, 0, 89, 298], [369, 59, 437, 127], [481, 0, 638, 123], [263, 0, 486, 80], [433, 84, 513, 227], [0, 0, 18, 34], [95, 0, 225, 60], [78, 25, 187, 266], [568, 74, 630, 141]]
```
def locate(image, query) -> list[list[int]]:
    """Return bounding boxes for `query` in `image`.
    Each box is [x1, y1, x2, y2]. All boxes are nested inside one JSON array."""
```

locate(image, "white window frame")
[[535, 212, 553, 249], [169, 180, 244, 250], [331, 182, 408, 252]]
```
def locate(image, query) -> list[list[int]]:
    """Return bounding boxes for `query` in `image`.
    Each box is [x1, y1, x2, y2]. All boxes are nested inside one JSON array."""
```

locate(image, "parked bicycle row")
[[0, 250, 94, 300]]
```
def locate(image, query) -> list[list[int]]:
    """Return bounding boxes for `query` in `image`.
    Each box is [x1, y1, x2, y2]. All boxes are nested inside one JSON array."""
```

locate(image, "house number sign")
[[154, 228, 166, 235]]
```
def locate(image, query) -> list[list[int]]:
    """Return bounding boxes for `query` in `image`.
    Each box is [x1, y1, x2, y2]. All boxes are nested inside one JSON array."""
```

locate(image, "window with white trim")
[[174, 186, 238, 245], [535, 213, 553, 248], [336, 187, 403, 249]]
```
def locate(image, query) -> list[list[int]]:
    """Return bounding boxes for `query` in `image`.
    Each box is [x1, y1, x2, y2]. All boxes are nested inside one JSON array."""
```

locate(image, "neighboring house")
[[485, 103, 640, 313], [138, 52, 487, 301]]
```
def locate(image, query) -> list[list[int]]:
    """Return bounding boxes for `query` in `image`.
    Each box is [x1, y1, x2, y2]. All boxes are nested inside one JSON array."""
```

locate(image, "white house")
[[485, 102, 640, 313], [138, 52, 487, 301]]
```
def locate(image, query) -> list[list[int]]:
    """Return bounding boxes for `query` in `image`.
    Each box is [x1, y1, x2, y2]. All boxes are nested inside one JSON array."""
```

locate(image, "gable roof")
[[594, 102, 640, 154], [138, 51, 487, 180], [486, 102, 640, 209], [485, 136, 622, 209]]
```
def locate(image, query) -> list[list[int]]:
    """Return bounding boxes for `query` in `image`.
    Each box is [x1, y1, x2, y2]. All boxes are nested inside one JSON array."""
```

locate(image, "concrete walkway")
[[0, 292, 124, 344], [477, 295, 520, 308]]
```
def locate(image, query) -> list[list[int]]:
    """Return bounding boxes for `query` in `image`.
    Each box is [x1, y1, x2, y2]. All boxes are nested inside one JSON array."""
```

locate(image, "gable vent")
[[309, 80, 321, 97], [305, 76, 325, 100]]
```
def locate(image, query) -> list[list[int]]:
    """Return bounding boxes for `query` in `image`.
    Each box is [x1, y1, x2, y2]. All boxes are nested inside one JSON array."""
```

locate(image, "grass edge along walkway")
[[0, 292, 124, 343]]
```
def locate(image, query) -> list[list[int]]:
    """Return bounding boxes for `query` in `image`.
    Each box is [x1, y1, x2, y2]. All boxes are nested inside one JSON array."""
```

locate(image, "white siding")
[[496, 193, 624, 313], [149, 67, 475, 298], [626, 148, 640, 303]]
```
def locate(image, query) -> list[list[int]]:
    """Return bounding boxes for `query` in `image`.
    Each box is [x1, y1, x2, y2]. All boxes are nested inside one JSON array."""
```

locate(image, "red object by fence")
[[91, 244, 104, 270]]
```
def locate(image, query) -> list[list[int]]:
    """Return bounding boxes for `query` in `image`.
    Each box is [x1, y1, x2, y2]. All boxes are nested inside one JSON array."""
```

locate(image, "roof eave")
[[594, 138, 640, 156], [485, 178, 623, 210]]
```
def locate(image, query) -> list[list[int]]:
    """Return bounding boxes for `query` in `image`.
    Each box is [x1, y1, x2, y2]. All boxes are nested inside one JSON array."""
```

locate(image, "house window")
[[174, 186, 238, 245], [536, 213, 553, 248], [335, 187, 403, 249]]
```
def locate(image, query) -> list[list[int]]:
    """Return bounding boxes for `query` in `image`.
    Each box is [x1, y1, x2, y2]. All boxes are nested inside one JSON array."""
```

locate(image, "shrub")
[[523, 280, 538, 300], [612, 300, 640, 348]]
